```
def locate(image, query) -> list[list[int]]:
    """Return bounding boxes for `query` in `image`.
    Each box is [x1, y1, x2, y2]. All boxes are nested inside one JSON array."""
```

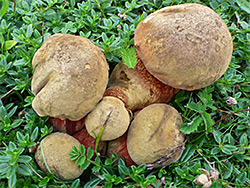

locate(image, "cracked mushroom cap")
[[85, 96, 131, 141], [35, 132, 83, 180], [31, 33, 109, 121], [134, 3, 233, 90], [127, 103, 185, 168]]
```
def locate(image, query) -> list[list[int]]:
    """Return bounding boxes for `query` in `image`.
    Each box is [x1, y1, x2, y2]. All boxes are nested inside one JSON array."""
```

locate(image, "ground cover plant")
[[0, 0, 249, 187]]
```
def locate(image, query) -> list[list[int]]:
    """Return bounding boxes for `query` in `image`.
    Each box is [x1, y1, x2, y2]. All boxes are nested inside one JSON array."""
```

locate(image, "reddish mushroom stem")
[[104, 55, 179, 111], [72, 126, 107, 158], [107, 132, 137, 167], [48, 116, 107, 158], [49, 117, 86, 135]]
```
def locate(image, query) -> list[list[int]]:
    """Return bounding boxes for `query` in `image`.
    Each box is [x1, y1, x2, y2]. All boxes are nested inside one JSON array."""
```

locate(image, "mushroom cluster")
[[31, 3, 233, 181]]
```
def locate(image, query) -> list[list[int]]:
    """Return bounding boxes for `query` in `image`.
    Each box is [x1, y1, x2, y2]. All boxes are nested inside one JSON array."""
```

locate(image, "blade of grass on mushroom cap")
[[40, 138, 81, 183], [94, 108, 114, 156], [40, 140, 61, 181]]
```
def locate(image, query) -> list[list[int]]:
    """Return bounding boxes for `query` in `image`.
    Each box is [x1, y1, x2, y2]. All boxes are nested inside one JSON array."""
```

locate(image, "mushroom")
[[85, 96, 131, 141], [31, 33, 109, 121], [104, 56, 178, 111], [134, 3, 233, 90], [35, 132, 83, 180], [127, 103, 185, 168]]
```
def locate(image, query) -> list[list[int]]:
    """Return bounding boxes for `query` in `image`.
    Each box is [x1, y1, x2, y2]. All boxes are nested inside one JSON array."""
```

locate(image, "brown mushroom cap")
[[127, 103, 185, 167], [134, 3, 233, 90], [85, 96, 131, 141], [35, 132, 83, 180], [31, 33, 109, 121]]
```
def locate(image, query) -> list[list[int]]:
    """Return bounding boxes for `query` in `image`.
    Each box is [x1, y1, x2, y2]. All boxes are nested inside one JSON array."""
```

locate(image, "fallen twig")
[[0, 87, 15, 100], [213, 108, 250, 126]]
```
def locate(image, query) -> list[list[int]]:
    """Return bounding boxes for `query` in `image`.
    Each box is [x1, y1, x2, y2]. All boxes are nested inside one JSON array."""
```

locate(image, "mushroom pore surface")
[[31, 33, 109, 120], [127, 103, 185, 167], [35, 132, 83, 180], [134, 3, 233, 90]]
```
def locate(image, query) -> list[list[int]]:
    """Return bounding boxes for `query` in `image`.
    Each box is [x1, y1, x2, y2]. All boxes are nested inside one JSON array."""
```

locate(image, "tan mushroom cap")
[[85, 96, 131, 141], [35, 132, 83, 180], [31, 33, 109, 121], [127, 103, 185, 167], [134, 3, 233, 90]]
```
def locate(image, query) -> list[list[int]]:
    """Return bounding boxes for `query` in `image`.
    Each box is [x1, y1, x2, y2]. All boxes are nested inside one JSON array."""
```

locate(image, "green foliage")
[[0, 0, 249, 187], [0, 142, 32, 188], [180, 87, 215, 134], [117, 47, 137, 68], [70, 145, 95, 170], [235, 0, 250, 14], [0, 0, 9, 18], [70, 145, 158, 187]]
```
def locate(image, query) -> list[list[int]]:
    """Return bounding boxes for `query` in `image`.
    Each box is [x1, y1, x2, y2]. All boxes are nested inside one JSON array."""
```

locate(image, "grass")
[[0, 0, 250, 187]]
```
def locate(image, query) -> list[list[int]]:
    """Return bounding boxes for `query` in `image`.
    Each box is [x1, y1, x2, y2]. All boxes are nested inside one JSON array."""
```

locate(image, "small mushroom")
[[127, 103, 185, 168], [35, 132, 83, 180], [31, 33, 109, 121], [134, 3, 233, 90], [85, 96, 131, 141]]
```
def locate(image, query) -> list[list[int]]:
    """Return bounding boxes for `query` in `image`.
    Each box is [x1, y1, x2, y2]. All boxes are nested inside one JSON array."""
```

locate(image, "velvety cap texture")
[[127, 103, 185, 167], [31, 33, 109, 120], [135, 3, 233, 90], [35, 132, 83, 180]]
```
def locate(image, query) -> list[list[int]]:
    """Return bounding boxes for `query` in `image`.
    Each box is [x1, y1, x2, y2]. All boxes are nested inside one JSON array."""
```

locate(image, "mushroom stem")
[[107, 132, 137, 167], [72, 126, 107, 158], [104, 54, 179, 111], [49, 117, 86, 135]]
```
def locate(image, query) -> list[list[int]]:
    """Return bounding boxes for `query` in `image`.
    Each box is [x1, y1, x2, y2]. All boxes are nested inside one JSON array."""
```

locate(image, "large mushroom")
[[31, 33, 109, 121], [134, 3, 233, 90]]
